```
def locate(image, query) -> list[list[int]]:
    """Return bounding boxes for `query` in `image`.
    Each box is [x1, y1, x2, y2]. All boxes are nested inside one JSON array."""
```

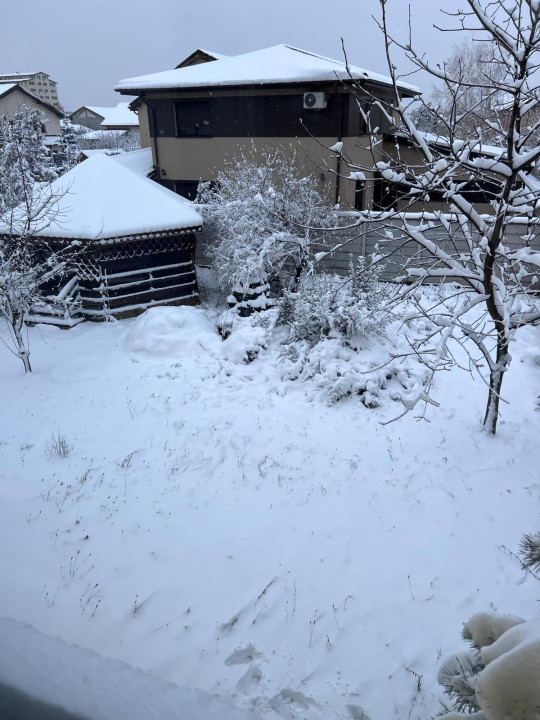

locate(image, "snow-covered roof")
[[0, 74, 33, 81], [100, 102, 139, 128], [78, 148, 120, 158], [414, 130, 507, 159], [1, 154, 201, 241], [116, 44, 419, 94], [0, 83, 17, 97], [198, 49, 229, 61], [0, 71, 49, 79], [176, 49, 230, 68], [111, 147, 154, 176], [78, 128, 126, 140], [42, 135, 61, 146]]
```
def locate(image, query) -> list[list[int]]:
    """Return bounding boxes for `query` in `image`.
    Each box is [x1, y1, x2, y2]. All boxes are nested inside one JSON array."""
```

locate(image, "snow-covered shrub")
[[274, 261, 420, 406], [195, 146, 339, 300], [227, 278, 274, 317], [437, 651, 485, 714], [435, 530, 540, 720], [45, 432, 72, 459], [279, 259, 390, 346], [520, 533, 540, 573], [438, 612, 540, 720]]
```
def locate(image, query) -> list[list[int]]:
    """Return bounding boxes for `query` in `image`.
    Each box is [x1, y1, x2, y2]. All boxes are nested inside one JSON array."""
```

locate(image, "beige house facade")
[[115, 45, 418, 212], [0, 84, 63, 136]]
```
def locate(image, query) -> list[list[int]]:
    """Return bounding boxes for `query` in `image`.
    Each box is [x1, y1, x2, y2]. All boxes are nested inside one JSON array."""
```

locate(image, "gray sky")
[[1, 0, 470, 111]]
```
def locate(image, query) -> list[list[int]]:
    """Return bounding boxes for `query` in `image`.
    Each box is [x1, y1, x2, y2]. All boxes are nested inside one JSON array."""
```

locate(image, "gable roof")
[[0, 83, 64, 118], [69, 106, 111, 120], [116, 44, 419, 95], [176, 48, 230, 69], [0, 154, 201, 241], [100, 102, 139, 128]]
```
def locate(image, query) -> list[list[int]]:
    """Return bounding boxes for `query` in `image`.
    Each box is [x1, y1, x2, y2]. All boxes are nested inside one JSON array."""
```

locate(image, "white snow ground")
[[0, 292, 539, 720]]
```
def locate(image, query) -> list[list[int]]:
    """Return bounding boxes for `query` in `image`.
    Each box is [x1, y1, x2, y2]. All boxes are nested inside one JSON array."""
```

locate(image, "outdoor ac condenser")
[[303, 92, 328, 110]]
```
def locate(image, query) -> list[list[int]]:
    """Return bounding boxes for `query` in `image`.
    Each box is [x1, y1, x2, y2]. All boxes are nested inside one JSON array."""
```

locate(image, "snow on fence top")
[[116, 44, 419, 94], [0, 153, 202, 241], [100, 102, 139, 128]]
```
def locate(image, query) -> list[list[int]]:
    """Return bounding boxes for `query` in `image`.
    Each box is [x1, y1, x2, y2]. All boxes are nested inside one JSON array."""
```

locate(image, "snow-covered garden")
[[0, 277, 539, 719]]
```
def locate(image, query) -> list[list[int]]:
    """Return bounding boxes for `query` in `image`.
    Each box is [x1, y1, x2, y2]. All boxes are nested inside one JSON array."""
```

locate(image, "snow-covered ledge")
[[0, 617, 259, 720]]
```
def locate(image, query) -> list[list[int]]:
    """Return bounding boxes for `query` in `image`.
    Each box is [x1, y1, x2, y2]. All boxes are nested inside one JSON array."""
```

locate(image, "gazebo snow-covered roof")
[[116, 44, 419, 94], [22, 153, 201, 241]]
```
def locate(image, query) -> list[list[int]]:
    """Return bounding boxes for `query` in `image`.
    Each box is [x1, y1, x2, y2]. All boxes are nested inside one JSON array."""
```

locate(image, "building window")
[[354, 180, 365, 211], [174, 181, 200, 200], [175, 100, 212, 137]]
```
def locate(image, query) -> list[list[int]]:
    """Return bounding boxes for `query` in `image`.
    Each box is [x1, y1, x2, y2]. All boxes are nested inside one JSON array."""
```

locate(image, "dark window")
[[175, 100, 212, 137], [461, 179, 500, 204], [174, 181, 200, 200], [373, 175, 402, 211], [354, 180, 365, 211]]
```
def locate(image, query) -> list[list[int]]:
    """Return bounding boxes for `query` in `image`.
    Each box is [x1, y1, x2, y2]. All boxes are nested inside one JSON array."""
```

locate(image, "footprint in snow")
[[224, 643, 263, 666], [236, 664, 262, 694]]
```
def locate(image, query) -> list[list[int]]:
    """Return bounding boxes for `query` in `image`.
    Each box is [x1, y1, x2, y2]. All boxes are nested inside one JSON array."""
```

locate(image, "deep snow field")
[[0, 286, 539, 720]]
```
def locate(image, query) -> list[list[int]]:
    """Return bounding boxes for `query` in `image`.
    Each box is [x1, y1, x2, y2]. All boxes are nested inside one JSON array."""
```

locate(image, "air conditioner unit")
[[303, 92, 328, 110]]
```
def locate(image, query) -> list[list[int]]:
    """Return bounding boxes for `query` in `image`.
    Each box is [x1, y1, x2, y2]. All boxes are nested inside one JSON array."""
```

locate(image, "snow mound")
[[222, 325, 267, 363], [476, 618, 540, 720], [124, 306, 220, 358]]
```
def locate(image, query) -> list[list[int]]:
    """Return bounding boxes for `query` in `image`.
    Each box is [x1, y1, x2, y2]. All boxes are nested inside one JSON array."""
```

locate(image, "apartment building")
[[0, 71, 62, 109]]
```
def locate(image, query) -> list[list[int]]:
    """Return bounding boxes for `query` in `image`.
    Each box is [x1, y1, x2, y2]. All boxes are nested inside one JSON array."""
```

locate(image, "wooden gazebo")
[[10, 153, 203, 323]]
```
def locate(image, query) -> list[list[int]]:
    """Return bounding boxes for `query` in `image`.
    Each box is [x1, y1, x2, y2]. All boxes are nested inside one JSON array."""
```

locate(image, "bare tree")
[[430, 38, 510, 144], [0, 112, 71, 372], [334, 0, 540, 434]]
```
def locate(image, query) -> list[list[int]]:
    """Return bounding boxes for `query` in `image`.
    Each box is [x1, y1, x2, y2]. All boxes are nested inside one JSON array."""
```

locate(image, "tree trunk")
[[12, 319, 32, 373], [482, 331, 509, 435]]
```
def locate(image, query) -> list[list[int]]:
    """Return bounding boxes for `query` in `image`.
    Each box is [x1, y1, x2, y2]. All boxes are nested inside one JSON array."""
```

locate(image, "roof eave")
[[116, 77, 418, 97]]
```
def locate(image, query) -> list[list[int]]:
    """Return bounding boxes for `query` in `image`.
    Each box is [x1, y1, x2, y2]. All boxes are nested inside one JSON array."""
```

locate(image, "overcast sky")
[[1, 0, 471, 111]]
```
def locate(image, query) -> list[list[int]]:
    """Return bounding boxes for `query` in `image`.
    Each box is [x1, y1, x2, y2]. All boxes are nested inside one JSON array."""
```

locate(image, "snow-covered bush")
[[275, 265, 426, 407], [438, 612, 540, 720], [279, 259, 390, 346], [196, 146, 339, 302]]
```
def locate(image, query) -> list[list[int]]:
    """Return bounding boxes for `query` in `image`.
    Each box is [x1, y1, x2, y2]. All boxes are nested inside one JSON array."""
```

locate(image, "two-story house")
[[115, 44, 418, 211]]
